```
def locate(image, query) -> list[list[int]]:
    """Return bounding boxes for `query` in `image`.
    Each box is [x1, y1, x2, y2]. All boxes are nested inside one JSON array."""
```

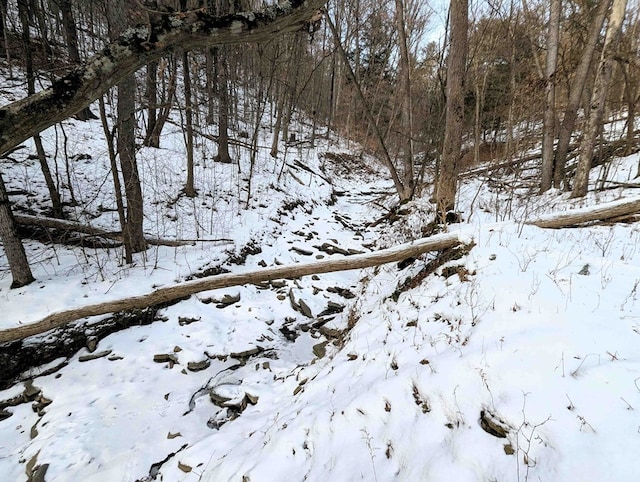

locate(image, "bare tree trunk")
[[18, 0, 63, 218], [434, 0, 468, 220], [59, 0, 96, 121], [146, 57, 177, 148], [205, 49, 216, 124], [215, 47, 233, 164], [108, 0, 147, 258], [554, 0, 612, 188], [540, 0, 561, 193], [394, 0, 415, 199], [98, 96, 129, 261], [270, 80, 284, 158], [182, 49, 196, 196], [572, 0, 627, 198], [0, 174, 35, 288], [144, 60, 158, 146]]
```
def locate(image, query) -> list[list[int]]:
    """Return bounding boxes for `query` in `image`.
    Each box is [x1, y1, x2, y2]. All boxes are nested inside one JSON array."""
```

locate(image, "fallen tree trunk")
[[526, 197, 640, 228], [0, 232, 468, 343], [14, 214, 232, 247]]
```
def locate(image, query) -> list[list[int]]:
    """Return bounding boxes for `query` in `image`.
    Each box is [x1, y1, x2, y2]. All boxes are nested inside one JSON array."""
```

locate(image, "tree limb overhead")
[[0, 0, 327, 157]]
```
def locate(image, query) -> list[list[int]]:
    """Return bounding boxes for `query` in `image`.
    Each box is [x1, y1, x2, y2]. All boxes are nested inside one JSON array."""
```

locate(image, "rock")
[[210, 391, 232, 406], [153, 353, 178, 364], [215, 293, 241, 308], [187, 360, 210, 372], [178, 316, 201, 326], [315, 242, 350, 256], [479, 410, 509, 438], [23, 380, 41, 400], [78, 350, 112, 362], [30, 463, 49, 482], [291, 246, 314, 256], [327, 286, 356, 299], [271, 280, 287, 288], [318, 301, 344, 316], [298, 299, 313, 318], [319, 326, 341, 339], [86, 336, 98, 353], [245, 393, 259, 405], [279, 324, 298, 342], [230, 346, 263, 359], [0, 408, 12, 421], [313, 341, 329, 359], [288, 289, 300, 311]]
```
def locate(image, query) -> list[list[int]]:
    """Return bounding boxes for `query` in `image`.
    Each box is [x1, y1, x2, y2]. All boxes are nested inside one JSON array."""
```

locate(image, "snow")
[[2, 83, 640, 481]]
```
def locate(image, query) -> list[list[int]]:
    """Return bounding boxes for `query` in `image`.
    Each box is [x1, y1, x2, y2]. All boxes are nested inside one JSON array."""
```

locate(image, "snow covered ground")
[[1, 93, 640, 481]]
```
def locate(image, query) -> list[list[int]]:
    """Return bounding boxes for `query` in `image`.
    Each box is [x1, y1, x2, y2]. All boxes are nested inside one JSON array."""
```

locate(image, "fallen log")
[[526, 196, 640, 229], [0, 232, 469, 343], [14, 214, 232, 247]]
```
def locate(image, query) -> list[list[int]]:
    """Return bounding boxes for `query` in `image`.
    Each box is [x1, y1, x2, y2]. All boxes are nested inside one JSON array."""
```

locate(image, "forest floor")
[[2, 82, 640, 481]]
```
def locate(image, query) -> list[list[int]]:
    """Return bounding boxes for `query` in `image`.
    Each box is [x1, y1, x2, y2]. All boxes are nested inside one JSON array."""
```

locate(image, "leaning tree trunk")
[[572, 0, 627, 198], [434, 0, 468, 220], [554, 0, 612, 188]]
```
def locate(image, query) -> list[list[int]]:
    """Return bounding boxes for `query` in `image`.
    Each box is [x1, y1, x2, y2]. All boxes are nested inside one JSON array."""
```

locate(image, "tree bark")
[[144, 60, 159, 147], [540, 0, 561, 193], [108, 0, 147, 258], [394, 0, 415, 199], [58, 0, 96, 121], [0, 232, 467, 342], [434, 0, 468, 220], [527, 196, 640, 228], [215, 47, 233, 164], [0, 174, 35, 288], [13, 213, 201, 246], [553, 0, 612, 188], [182, 50, 196, 196], [572, 0, 628, 198]]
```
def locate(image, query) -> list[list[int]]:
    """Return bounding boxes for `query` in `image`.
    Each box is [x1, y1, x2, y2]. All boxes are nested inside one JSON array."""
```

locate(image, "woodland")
[[1, 0, 640, 481]]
